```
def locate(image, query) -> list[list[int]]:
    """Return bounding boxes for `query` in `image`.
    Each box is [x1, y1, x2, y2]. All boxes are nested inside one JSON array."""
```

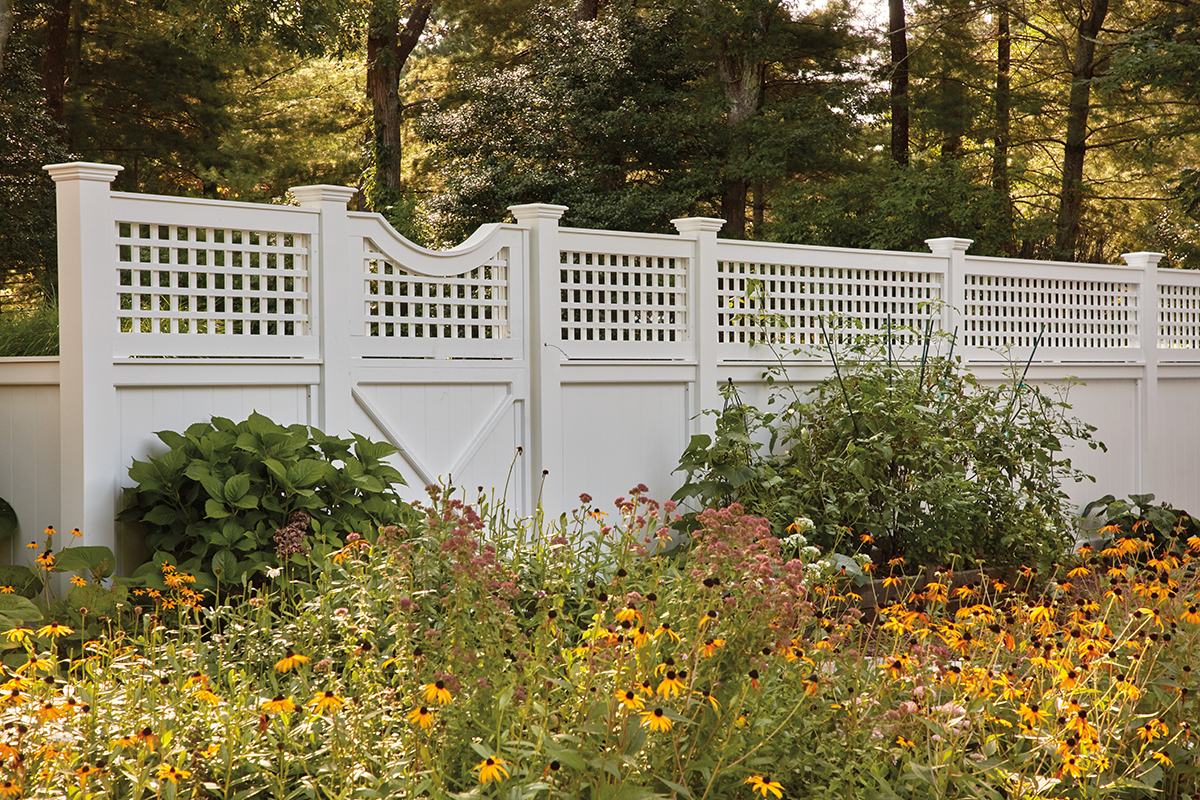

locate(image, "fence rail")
[[1, 162, 1197, 571]]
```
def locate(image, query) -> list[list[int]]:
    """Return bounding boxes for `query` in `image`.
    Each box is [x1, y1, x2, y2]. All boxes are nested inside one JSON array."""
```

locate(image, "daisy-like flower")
[[36, 621, 73, 639], [803, 673, 820, 696], [0, 780, 19, 798], [1182, 605, 1200, 626], [1018, 703, 1048, 728], [639, 707, 672, 732], [657, 670, 687, 699], [18, 655, 54, 674], [35, 550, 54, 569], [1137, 718, 1169, 742], [745, 775, 785, 798], [699, 638, 726, 658], [4, 627, 32, 643], [0, 587, 13, 595], [274, 649, 310, 673], [474, 757, 510, 784], [43, 526, 56, 537], [695, 688, 721, 712], [309, 691, 345, 714], [261, 694, 296, 715], [1152, 752, 1173, 767], [614, 606, 641, 625], [75, 763, 104, 783], [422, 680, 452, 705], [156, 764, 191, 785], [70, 575, 87, 587], [407, 706, 435, 729], [615, 690, 645, 711], [655, 622, 680, 643], [194, 687, 221, 706]]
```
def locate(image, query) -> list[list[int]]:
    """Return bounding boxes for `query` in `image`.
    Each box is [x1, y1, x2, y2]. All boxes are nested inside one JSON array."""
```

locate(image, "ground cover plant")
[[674, 318, 1103, 570], [1, 485, 1198, 799]]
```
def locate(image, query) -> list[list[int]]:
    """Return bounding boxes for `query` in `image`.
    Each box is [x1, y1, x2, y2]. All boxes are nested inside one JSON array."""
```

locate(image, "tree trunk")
[[42, 0, 72, 125], [991, 6, 1014, 252], [715, 44, 767, 239], [888, 0, 909, 166], [0, 0, 13, 77], [1054, 0, 1108, 260], [575, 0, 600, 21], [366, 0, 432, 205]]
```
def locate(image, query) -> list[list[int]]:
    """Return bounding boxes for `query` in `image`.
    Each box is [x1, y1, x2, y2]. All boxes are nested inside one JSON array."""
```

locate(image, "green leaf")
[[0, 595, 42, 624], [211, 550, 239, 584], [288, 459, 328, 488], [0, 498, 18, 542], [0, 566, 41, 598], [223, 473, 251, 502], [205, 499, 232, 519], [51, 546, 117, 579], [142, 505, 180, 528]]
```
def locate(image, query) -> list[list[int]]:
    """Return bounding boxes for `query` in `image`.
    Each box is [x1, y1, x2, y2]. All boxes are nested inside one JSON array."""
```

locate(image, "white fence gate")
[[1, 162, 1198, 570]]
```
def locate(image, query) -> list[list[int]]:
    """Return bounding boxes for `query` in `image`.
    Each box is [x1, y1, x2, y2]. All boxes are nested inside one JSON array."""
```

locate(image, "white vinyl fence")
[[2, 162, 1198, 570]]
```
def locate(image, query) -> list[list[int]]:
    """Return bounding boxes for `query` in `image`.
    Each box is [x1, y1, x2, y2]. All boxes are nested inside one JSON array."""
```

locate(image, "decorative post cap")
[[924, 237, 974, 256], [1121, 252, 1165, 269], [508, 203, 569, 223], [671, 217, 726, 235], [290, 185, 358, 208], [43, 162, 124, 183]]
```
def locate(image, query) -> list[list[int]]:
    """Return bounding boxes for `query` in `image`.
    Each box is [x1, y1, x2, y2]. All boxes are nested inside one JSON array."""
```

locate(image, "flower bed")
[[0, 487, 1197, 799]]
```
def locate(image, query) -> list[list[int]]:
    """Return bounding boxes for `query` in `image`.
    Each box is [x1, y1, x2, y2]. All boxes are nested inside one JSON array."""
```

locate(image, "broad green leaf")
[[205, 499, 232, 519], [0, 498, 18, 542], [0, 595, 42, 623], [211, 550, 238, 584], [51, 546, 117, 579]]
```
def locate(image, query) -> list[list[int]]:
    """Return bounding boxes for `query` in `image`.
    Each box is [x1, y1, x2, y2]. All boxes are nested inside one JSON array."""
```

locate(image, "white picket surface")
[[1, 162, 1196, 570]]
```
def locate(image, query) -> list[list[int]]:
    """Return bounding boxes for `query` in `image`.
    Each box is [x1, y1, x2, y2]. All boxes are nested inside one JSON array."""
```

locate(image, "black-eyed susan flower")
[[0, 587, 13, 595], [1018, 703, 1048, 728], [309, 691, 345, 714], [656, 671, 686, 699], [639, 707, 672, 732], [261, 694, 296, 715], [35, 550, 54, 569], [655, 622, 680, 643], [421, 680, 452, 705], [699, 638, 725, 658], [36, 622, 72, 639], [1152, 752, 1173, 767], [194, 687, 221, 706], [156, 764, 191, 785], [69, 575, 87, 587], [745, 775, 784, 798], [407, 706, 435, 729], [474, 757, 510, 784], [695, 688, 720, 712], [615, 690, 645, 711], [0, 780, 19, 798], [4, 627, 32, 644], [274, 649, 310, 673]]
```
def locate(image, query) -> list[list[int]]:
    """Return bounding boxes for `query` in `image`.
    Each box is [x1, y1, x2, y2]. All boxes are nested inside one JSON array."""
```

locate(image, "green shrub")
[[674, 322, 1103, 569], [0, 301, 58, 357], [118, 412, 415, 595]]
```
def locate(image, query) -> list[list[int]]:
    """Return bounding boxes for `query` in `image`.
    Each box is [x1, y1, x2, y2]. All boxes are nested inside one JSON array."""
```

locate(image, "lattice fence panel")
[[364, 244, 511, 340], [962, 275, 1138, 348], [559, 251, 688, 343], [116, 221, 310, 337], [717, 262, 942, 346], [1159, 283, 1200, 350]]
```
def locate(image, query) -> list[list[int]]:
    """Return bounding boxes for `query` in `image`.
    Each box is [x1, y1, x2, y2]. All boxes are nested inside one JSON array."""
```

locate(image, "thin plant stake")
[[1003, 323, 1045, 428], [819, 316, 862, 438]]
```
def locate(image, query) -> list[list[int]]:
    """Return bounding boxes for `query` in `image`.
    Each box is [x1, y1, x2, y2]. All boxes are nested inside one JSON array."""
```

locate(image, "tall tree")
[[888, 0, 909, 165], [366, 0, 431, 204], [1054, 0, 1109, 259]]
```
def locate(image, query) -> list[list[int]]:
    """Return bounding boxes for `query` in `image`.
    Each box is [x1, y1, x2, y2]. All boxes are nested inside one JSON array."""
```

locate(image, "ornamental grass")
[[0, 486, 1198, 799]]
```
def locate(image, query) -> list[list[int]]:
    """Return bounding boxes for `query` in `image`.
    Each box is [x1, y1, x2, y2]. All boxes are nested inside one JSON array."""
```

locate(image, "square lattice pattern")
[[364, 245, 510, 340], [1159, 283, 1200, 349], [559, 251, 688, 343], [717, 262, 942, 346], [116, 222, 310, 337], [962, 275, 1138, 348]]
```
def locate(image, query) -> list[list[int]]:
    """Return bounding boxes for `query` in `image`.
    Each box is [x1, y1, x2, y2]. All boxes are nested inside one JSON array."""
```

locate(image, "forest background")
[[3, 0, 1200, 312]]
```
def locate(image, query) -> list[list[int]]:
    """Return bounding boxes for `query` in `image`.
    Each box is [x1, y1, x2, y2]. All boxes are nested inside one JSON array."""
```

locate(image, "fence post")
[[291, 185, 358, 435], [1123, 250, 1164, 495], [508, 203, 569, 514], [925, 237, 973, 341], [672, 217, 726, 437], [44, 162, 123, 558]]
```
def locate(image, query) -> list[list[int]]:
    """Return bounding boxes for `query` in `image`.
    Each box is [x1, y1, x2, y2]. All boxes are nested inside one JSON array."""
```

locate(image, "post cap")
[[43, 162, 124, 183]]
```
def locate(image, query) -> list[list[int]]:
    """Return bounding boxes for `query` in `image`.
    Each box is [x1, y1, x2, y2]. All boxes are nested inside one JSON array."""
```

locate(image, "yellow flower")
[[745, 775, 785, 798], [656, 671, 687, 699], [156, 764, 191, 785], [639, 707, 672, 732], [70, 528, 81, 537], [0, 780, 19, 798], [4, 628, 32, 643], [75, 763, 104, 782], [1018, 703, 1048, 727], [616, 690, 645, 711], [261, 694, 296, 715], [274, 649, 310, 673], [421, 680, 452, 705], [654, 622, 680, 643], [699, 638, 725, 658], [37, 622, 72, 639], [193, 688, 222, 706], [0, 587, 12, 595], [407, 706, 435, 729], [17, 655, 54, 674], [695, 688, 721, 712], [35, 551, 54, 570], [70, 575, 87, 588], [474, 757, 510, 784], [309, 691, 345, 714], [26, 541, 37, 550], [43, 526, 56, 537]]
